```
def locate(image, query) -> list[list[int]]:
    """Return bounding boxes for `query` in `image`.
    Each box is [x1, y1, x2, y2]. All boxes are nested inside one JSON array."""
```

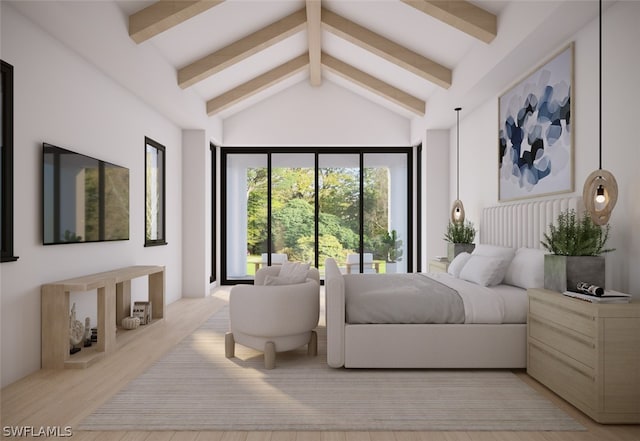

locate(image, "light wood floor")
[[2, 288, 639, 441]]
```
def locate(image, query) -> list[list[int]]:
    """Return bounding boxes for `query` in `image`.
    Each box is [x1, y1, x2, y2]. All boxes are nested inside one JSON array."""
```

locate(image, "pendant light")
[[451, 107, 465, 224], [583, 0, 618, 225]]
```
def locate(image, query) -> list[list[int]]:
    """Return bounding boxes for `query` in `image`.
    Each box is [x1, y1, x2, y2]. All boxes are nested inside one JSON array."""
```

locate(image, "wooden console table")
[[41, 265, 165, 369]]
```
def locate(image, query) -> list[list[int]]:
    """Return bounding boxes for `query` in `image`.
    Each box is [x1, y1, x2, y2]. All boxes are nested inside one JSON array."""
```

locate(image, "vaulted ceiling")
[[117, 0, 506, 119]]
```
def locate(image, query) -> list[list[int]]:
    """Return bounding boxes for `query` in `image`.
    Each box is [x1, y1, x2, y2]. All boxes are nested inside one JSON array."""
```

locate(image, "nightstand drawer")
[[529, 297, 595, 338], [528, 341, 596, 411], [529, 316, 596, 368]]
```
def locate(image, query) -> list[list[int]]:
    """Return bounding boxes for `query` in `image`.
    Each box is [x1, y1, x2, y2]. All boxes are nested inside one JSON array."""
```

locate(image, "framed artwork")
[[498, 44, 574, 201]]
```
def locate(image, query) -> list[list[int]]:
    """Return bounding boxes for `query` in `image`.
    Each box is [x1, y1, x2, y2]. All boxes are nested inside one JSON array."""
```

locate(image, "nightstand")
[[527, 288, 640, 423], [428, 259, 449, 273]]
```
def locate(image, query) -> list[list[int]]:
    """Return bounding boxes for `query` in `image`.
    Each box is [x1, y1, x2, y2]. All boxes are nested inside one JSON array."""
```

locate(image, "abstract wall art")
[[499, 44, 573, 201]]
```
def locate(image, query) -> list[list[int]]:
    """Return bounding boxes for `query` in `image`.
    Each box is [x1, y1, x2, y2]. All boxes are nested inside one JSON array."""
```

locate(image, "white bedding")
[[426, 272, 528, 324]]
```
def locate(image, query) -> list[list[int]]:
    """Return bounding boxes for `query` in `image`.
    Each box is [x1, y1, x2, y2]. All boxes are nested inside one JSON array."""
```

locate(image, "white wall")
[[423, 130, 450, 261], [451, 1, 640, 296], [223, 80, 411, 146], [0, 4, 184, 387]]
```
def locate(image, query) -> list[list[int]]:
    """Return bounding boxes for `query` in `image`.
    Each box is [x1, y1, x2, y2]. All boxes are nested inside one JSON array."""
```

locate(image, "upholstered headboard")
[[480, 197, 583, 249]]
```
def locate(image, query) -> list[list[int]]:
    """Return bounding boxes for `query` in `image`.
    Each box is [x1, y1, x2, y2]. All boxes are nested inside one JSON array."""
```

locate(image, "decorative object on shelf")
[[69, 303, 84, 354], [583, 0, 618, 226], [451, 107, 465, 224], [443, 220, 476, 262], [499, 44, 573, 201], [133, 301, 152, 325], [91, 327, 98, 343], [83, 317, 92, 347], [541, 209, 614, 293], [121, 316, 141, 330]]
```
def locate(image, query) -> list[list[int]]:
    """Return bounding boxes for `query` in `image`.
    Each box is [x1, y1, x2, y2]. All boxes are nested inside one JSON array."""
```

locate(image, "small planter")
[[385, 262, 397, 274], [447, 243, 475, 262], [544, 255, 605, 293]]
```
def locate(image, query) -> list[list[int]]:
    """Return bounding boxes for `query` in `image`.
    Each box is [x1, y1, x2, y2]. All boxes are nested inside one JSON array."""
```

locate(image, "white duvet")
[[426, 272, 528, 324]]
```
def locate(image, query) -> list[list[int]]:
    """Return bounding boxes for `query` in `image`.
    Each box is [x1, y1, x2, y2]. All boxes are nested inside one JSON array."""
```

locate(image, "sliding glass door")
[[221, 148, 413, 283], [318, 154, 360, 275]]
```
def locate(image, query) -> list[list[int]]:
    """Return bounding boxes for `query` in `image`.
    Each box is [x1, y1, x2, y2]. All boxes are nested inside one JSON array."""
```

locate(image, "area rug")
[[80, 305, 584, 431]]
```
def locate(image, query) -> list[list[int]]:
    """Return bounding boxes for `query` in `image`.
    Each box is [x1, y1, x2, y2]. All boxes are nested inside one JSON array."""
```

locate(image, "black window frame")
[[210, 142, 217, 283], [1, 60, 18, 262], [220, 146, 416, 285], [144, 136, 167, 247]]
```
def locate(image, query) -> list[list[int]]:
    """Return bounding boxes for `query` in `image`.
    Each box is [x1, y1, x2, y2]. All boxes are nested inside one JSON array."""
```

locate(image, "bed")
[[325, 196, 583, 369]]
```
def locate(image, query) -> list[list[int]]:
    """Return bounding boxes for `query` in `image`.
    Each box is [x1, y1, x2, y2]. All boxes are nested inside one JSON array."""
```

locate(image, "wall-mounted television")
[[43, 143, 130, 245]]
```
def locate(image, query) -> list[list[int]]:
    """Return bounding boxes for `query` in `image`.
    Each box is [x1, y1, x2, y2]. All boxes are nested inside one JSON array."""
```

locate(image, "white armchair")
[[226, 265, 320, 369], [345, 253, 379, 274]]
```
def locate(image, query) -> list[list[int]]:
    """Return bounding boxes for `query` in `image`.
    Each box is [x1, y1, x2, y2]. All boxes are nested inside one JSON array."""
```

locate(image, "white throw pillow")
[[503, 247, 547, 289], [459, 255, 504, 287], [447, 252, 472, 278], [471, 244, 516, 285], [264, 275, 298, 286], [278, 261, 310, 284]]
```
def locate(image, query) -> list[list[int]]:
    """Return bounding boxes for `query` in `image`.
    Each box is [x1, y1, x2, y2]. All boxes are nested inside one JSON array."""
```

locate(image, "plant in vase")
[[380, 230, 403, 273], [443, 220, 476, 262], [540, 209, 614, 293]]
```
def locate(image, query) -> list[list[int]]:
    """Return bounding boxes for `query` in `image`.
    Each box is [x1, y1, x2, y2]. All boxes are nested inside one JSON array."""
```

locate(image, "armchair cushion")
[[264, 275, 303, 286], [277, 261, 311, 284]]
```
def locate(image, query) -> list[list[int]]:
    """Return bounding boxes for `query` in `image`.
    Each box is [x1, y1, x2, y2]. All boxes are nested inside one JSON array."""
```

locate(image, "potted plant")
[[541, 209, 614, 293], [443, 220, 476, 262], [380, 230, 403, 273]]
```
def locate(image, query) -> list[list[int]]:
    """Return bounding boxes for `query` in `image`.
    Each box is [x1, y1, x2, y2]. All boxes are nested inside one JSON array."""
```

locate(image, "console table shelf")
[[41, 265, 165, 369]]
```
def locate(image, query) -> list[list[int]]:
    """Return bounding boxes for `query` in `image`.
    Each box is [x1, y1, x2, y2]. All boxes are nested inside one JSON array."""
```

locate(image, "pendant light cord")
[[455, 107, 461, 200], [599, 0, 602, 170]]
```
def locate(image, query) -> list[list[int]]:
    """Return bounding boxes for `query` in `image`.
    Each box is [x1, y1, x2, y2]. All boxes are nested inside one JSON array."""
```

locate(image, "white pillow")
[[447, 252, 472, 278], [278, 261, 310, 284], [471, 244, 516, 285], [459, 255, 505, 287], [503, 247, 547, 289], [264, 275, 298, 286]]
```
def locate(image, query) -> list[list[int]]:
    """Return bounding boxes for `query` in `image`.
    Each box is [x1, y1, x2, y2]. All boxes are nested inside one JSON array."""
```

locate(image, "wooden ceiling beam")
[[322, 54, 425, 116], [306, 1, 322, 86], [400, 0, 497, 43], [129, 1, 224, 44], [206, 54, 309, 116], [179, 9, 307, 89], [321, 8, 451, 89]]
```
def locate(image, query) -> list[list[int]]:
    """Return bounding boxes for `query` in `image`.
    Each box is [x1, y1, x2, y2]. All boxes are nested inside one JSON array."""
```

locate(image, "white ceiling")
[[8, 0, 603, 135]]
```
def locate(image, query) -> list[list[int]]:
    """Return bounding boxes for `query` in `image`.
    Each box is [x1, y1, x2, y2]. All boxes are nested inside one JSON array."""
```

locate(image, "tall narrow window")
[[144, 137, 166, 246], [1, 60, 18, 262], [210, 143, 217, 283]]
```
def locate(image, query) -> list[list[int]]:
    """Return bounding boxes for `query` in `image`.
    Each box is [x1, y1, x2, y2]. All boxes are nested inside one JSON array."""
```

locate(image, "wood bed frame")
[[325, 196, 583, 369]]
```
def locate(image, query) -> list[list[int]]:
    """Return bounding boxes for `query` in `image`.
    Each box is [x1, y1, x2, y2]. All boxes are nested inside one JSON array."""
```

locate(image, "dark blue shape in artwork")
[[504, 115, 524, 160]]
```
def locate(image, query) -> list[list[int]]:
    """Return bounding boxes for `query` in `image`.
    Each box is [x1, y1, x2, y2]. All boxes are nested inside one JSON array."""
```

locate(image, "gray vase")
[[447, 243, 475, 262], [543, 255, 605, 293]]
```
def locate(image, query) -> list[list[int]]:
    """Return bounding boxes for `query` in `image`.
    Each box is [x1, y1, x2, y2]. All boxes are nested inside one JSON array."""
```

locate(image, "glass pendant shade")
[[583, 169, 618, 225], [451, 199, 465, 225]]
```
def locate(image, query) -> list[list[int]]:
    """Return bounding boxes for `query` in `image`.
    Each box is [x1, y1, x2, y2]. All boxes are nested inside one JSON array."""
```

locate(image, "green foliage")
[[380, 230, 403, 262], [63, 230, 82, 242], [244, 165, 392, 258], [541, 209, 614, 256], [443, 220, 476, 244]]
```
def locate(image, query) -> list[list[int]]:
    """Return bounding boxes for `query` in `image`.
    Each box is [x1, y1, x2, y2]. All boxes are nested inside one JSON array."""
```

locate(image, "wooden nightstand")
[[428, 259, 449, 273], [527, 288, 640, 423]]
